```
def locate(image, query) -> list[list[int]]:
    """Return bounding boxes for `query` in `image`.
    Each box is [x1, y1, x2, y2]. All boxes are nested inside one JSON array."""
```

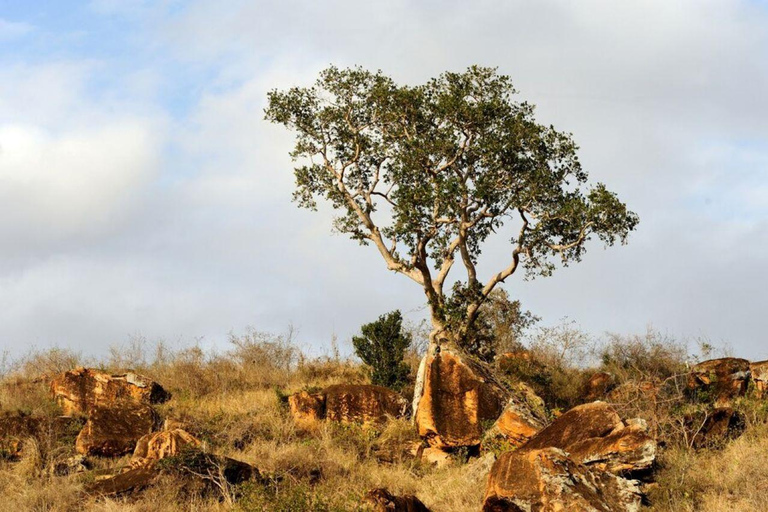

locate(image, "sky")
[[0, 0, 767, 360]]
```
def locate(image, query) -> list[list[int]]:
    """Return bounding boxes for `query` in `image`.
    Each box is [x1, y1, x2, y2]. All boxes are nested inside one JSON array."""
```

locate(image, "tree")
[[352, 310, 411, 390], [265, 66, 638, 350], [458, 288, 539, 362]]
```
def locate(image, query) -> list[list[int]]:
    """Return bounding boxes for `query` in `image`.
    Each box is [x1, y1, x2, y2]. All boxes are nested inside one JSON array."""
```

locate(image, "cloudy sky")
[[1, 0, 767, 360]]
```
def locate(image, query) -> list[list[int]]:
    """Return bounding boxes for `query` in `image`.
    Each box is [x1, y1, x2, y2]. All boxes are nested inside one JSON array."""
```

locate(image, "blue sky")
[[1, 0, 768, 360]]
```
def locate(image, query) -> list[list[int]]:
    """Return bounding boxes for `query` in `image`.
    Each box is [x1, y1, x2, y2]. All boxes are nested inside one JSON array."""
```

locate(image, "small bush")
[[352, 311, 411, 391]]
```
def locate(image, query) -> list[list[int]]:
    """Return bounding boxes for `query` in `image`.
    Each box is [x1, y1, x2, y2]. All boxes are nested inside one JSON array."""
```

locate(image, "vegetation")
[[352, 310, 411, 391], [265, 66, 638, 350]]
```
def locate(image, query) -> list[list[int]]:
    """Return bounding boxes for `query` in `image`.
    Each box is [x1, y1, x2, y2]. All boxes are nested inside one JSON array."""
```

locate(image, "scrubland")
[[0, 325, 766, 511]]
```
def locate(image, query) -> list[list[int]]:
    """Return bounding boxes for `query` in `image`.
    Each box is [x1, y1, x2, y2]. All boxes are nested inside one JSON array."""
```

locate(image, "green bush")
[[352, 311, 411, 391]]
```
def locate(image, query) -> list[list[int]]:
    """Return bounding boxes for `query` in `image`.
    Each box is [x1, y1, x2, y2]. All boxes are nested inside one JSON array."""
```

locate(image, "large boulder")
[[366, 488, 431, 512], [750, 360, 768, 398], [288, 390, 326, 429], [415, 348, 509, 448], [130, 428, 201, 468], [525, 402, 655, 476], [687, 358, 751, 404], [324, 384, 408, 424], [75, 403, 161, 457], [288, 385, 407, 428], [51, 368, 171, 415], [483, 447, 643, 512]]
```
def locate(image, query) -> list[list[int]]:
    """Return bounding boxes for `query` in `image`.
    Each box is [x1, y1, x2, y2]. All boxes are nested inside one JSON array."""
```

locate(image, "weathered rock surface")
[[684, 407, 745, 448], [524, 402, 655, 476], [51, 368, 171, 415], [366, 488, 431, 512], [483, 447, 643, 512], [75, 403, 160, 456], [483, 383, 548, 449], [324, 384, 408, 424], [130, 428, 201, 468], [750, 360, 768, 398], [288, 385, 407, 427], [421, 446, 453, 467], [0, 412, 83, 460], [415, 348, 509, 448], [288, 390, 326, 428], [582, 372, 616, 402], [84, 467, 159, 496], [687, 358, 751, 404]]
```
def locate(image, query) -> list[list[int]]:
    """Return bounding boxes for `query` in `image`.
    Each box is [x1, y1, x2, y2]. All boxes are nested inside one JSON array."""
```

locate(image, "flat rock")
[[51, 368, 171, 415], [524, 402, 655, 476], [483, 447, 642, 512], [324, 384, 408, 424], [687, 358, 751, 405], [84, 467, 159, 496]]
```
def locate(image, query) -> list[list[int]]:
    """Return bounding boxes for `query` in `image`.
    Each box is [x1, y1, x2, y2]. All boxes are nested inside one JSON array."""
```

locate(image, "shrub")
[[352, 311, 411, 391]]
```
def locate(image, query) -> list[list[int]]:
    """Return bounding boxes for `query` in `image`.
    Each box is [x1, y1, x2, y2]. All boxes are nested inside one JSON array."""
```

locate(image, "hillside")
[[0, 329, 766, 511]]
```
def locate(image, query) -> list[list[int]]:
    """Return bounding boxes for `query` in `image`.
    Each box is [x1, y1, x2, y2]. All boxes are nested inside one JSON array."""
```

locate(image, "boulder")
[[581, 372, 616, 402], [288, 390, 326, 429], [51, 368, 171, 415], [415, 348, 509, 448], [483, 382, 548, 450], [324, 384, 408, 424], [687, 358, 751, 404], [366, 488, 431, 512], [0, 412, 83, 460], [684, 407, 745, 448], [76, 403, 161, 457], [130, 428, 201, 468], [524, 402, 655, 476], [483, 447, 643, 512], [750, 360, 768, 398], [84, 467, 159, 496]]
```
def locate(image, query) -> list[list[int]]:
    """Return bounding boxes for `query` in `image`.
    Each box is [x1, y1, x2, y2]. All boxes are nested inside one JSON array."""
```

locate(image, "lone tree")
[[352, 310, 411, 391], [265, 66, 638, 352]]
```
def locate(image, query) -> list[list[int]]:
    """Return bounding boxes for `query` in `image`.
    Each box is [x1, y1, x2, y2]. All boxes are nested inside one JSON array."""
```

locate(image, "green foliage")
[[352, 310, 411, 390], [266, 65, 638, 344]]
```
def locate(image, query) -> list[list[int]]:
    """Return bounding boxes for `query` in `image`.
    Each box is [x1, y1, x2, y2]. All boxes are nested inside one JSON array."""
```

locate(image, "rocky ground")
[[0, 333, 767, 511]]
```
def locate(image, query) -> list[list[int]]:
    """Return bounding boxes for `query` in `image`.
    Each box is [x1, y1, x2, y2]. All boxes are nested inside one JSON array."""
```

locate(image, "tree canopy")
[[265, 66, 638, 346]]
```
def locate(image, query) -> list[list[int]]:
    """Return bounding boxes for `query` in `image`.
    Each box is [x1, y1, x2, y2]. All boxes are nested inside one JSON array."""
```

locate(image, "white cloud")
[[0, 18, 33, 40]]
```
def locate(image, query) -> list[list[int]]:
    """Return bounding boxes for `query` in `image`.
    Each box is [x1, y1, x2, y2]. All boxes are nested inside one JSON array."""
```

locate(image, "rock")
[[581, 372, 616, 402], [421, 446, 453, 467], [75, 403, 161, 457], [288, 390, 326, 429], [84, 467, 159, 496], [53, 455, 89, 476], [750, 360, 768, 398], [482, 382, 548, 450], [130, 428, 201, 468], [687, 358, 751, 404], [324, 384, 408, 424], [483, 447, 643, 512], [684, 407, 745, 449], [0, 412, 84, 460], [51, 368, 171, 415], [415, 348, 509, 448], [366, 488, 431, 512], [524, 402, 655, 476]]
